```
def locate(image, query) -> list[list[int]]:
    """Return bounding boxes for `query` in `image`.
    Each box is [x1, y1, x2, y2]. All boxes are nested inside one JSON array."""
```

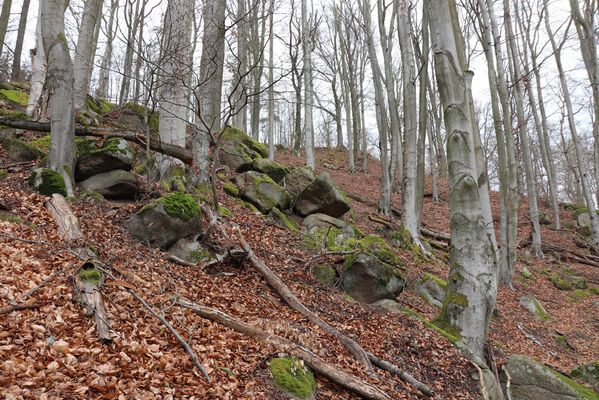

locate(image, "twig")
[[472, 363, 489, 400], [21, 265, 78, 300], [0, 232, 53, 246], [0, 302, 42, 315], [516, 324, 559, 359], [366, 352, 442, 399]]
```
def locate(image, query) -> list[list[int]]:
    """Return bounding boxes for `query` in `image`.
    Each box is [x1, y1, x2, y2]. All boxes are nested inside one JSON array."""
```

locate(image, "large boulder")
[[28, 168, 67, 196], [269, 207, 300, 231], [2, 137, 45, 162], [302, 213, 362, 238], [572, 363, 599, 390], [281, 166, 316, 200], [502, 355, 599, 400], [234, 171, 291, 213], [413, 273, 447, 308], [126, 192, 203, 249], [342, 253, 405, 303], [295, 172, 351, 218], [117, 102, 159, 133], [251, 158, 290, 182], [219, 126, 268, 171], [78, 169, 138, 199], [76, 138, 134, 181]]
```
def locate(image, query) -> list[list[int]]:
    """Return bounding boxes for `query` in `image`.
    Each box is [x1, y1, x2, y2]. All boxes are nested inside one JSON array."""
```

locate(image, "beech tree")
[[428, 0, 498, 360], [41, 0, 76, 196], [10, 0, 31, 81], [0, 0, 11, 58]]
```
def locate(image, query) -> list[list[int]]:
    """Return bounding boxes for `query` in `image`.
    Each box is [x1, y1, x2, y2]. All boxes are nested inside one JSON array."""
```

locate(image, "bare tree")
[[96, 0, 119, 99], [302, 0, 315, 168], [10, 0, 31, 81], [0, 0, 11, 58]]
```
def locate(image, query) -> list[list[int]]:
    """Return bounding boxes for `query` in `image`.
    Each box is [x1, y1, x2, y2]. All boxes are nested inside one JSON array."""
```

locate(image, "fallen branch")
[[232, 226, 378, 379], [178, 299, 391, 400], [22, 265, 78, 300], [366, 352, 442, 399], [420, 228, 450, 242], [516, 324, 559, 359], [0, 302, 42, 315], [0, 117, 192, 164]]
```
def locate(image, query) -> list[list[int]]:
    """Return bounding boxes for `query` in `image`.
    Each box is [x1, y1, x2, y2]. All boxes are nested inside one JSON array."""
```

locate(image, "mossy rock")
[[118, 102, 159, 133], [549, 274, 574, 291], [281, 166, 317, 200], [85, 95, 117, 115], [312, 264, 337, 286], [76, 137, 134, 181], [234, 171, 292, 213], [78, 169, 138, 200], [218, 205, 233, 218], [0, 108, 31, 120], [295, 172, 351, 218], [234, 198, 260, 213], [268, 357, 316, 399], [302, 213, 363, 238], [413, 273, 447, 308], [343, 235, 401, 267], [269, 207, 300, 231], [126, 193, 203, 249], [159, 165, 189, 193], [571, 276, 588, 290], [251, 158, 290, 182], [28, 168, 67, 196], [503, 355, 599, 399], [220, 125, 268, 158], [168, 238, 213, 264], [0, 169, 7, 180], [223, 182, 239, 197], [519, 295, 550, 322], [2, 137, 46, 162], [342, 253, 405, 303], [572, 362, 599, 390], [520, 267, 534, 280], [0, 88, 29, 106]]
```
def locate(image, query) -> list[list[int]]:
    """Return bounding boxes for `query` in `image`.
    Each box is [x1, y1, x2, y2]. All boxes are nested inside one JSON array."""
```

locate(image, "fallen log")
[[178, 299, 392, 400], [0, 117, 192, 164], [232, 226, 378, 379]]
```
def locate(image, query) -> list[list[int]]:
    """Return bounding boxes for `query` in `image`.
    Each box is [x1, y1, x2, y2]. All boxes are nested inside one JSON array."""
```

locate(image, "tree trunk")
[[0, 0, 11, 58], [41, 0, 76, 196], [267, 0, 275, 159], [156, 0, 193, 177], [10, 0, 31, 81], [232, 0, 248, 133], [96, 0, 118, 99], [302, 0, 315, 168], [27, 6, 46, 118], [428, 0, 498, 360], [335, 7, 354, 173], [118, 0, 141, 105], [132, 0, 146, 101], [193, 0, 226, 185], [74, 0, 104, 111]]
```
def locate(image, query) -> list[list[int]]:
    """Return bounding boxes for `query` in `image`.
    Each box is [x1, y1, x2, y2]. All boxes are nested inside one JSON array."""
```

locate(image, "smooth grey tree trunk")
[[41, 0, 76, 196], [73, 0, 104, 111], [335, 7, 354, 173], [249, 0, 267, 141], [428, 0, 497, 361], [232, 0, 248, 133], [302, 0, 315, 168], [0, 0, 11, 58], [27, 6, 46, 118], [118, 0, 141, 105], [96, 0, 118, 99], [132, 0, 146, 102], [193, 0, 226, 185], [10, 0, 31, 81], [156, 0, 193, 177], [267, 0, 275, 159]]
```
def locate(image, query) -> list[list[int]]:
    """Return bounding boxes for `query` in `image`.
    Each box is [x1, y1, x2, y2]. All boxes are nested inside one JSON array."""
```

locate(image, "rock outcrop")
[[295, 172, 351, 218], [233, 171, 291, 213], [75, 138, 134, 181], [78, 169, 138, 199]]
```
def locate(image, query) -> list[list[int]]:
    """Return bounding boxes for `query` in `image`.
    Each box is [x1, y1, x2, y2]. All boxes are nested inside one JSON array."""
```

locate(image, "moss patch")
[[80, 261, 102, 285], [28, 168, 67, 196], [189, 248, 213, 263], [0, 89, 29, 106], [221, 125, 268, 158], [86, 96, 117, 115], [218, 205, 233, 217], [123, 102, 159, 132], [0, 109, 31, 120], [268, 357, 316, 399], [549, 274, 573, 291], [312, 264, 337, 286], [223, 183, 239, 197], [0, 211, 21, 223], [0, 169, 7, 180], [139, 192, 200, 221]]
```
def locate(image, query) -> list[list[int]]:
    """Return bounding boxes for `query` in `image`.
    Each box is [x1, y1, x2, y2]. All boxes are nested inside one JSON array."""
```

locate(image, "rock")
[[234, 171, 292, 213], [572, 362, 599, 390], [79, 170, 138, 199], [269, 207, 300, 231], [219, 126, 268, 171], [126, 192, 203, 249], [302, 213, 362, 238], [28, 168, 66, 196], [482, 368, 506, 400], [76, 138, 134, 181], [295, 172, 351, 218], [520, 267, 533, 279], [117, 102, 159, 133], [519, 295, 550, 321], [251, 158, 290, 182], [342, 253, 405, 303], [2, 137, 46, 162], [549, 274, 574, 291], [571, 276, 588, 290], [269, 357, 316, 399], [370, 299, 403, 313], [280, 166, 317, 200], [312, 264, 337, 286], [577, 212, 591, 228], [502, 355, 599, 400], [168, 238, 213, 263], [413, 273, 447, 308]]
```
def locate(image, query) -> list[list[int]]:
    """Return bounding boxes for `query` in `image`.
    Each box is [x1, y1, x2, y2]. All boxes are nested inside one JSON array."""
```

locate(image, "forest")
[[0, 0, 598, 398]]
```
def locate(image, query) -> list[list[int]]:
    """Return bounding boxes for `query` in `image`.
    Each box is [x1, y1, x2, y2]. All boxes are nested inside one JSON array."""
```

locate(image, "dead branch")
[[365, 352, 442, 399], [0, 117, 192, 163], [232, 226, 378, 379], [0, 302, 42, 315], [420, 228, 450, 242], [22, 265, 78, 300], [178, 299, 391, 400], [516, 324, 559, 359], [46, 194, 85, 242]]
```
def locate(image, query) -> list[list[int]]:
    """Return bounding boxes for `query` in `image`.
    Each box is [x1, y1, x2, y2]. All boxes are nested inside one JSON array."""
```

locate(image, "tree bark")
[[10, 0, 31, 81], [302, 0, 315, 168], [0, 0, 11, 58], [267, 0, 275, 159], [96, 0, 118, 99], [41, 0, 76, 197], [74, 0, 104, 111], [428, 0, 498, 360], [27, 6, 46, 118]]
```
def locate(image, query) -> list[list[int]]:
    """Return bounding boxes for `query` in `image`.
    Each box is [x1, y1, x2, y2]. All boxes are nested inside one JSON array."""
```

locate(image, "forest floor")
[[1, 132, 598, 399]]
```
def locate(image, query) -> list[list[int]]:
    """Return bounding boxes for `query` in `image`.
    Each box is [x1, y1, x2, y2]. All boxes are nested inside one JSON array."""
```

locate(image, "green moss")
[[344, 293, 356, 303], [313, 264, 337, 286], [77, 137, 132, 159], [57, 32, 68, 47], [555, 335, 570, 350], [268, 357, 316, 399], [445, 291, 469, 307], [80, 262, 102, 285], [221, 125, 268, 158], [86, 96, 117, 115], [2, 137, 46, 159], [234, 198, 259, 213], [348, 209, 357, 221], [139, 193, 200, 221], [422, 273, 448, 289], [31, 135, 51, 150], [189, 248, 213, 263], [0, 89, 29, 106], [0, 109, 31, 120], [123, 102, 159, 132], [545, 364, 599, 399], [589, 287, 599, 295], [0, 169, 7, 180], [223, 183, 239, 196], [28, 168, 67, 196], [403, 306, 462, 343], [574, 289, 591, 297], [269, 207, 300, 231], [0, 212, 21, 223], [549, 274, 573, 291], [218, 205, 233, 217], [572, 362, 599, 390], [217, 172, 228, 182], [566, 296, 582, 303]]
